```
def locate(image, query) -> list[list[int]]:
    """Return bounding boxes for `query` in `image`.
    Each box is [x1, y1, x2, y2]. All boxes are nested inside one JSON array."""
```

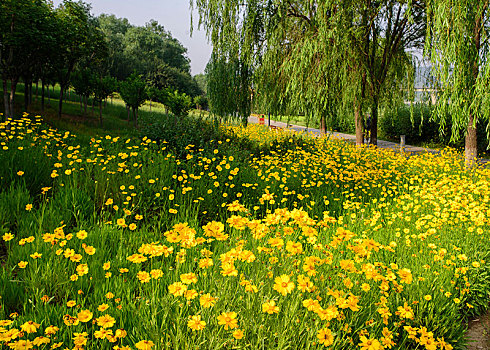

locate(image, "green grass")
[[0, 114, 489, 349]]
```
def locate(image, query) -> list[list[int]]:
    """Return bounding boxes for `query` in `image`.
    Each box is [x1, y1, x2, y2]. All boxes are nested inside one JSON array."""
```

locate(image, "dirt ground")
[[467, 311, 490, 350]]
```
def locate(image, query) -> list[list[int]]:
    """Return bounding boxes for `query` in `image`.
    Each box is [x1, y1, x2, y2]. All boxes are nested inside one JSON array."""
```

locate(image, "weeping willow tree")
[[192, 0, 423, 145], [424, 0, 490, 165], [205, 53, 252, 125]]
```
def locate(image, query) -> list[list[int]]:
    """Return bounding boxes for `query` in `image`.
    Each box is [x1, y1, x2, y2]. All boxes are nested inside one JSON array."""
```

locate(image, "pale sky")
[[52, 0, 212, 75]]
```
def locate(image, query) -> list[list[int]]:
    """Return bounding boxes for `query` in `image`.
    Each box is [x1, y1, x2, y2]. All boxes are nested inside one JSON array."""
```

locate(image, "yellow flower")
[[117, 218, 126, 227], [83, 245, 96, 255], [262, 300, 280, 314], [317, 327, 334, 346], [17, 171, 24, 176], [25, 204, 33, 211], [94, 328, 113, 339], [98, 303, 110, 312], [44, 326, 59, 335], [77, 310, 93, 323], [273, 274, 295, 296], [105, 198, 114, 205], [180, 272, 198, 284], [233, 329, 244, 339], [18, 261, 28, 268], [21, 320, 40, 333], [187, 315, 206, 331], [150, 269, 163, 279], [76, 263, 89, 276], [361, 283, 371, 292], [2, 232, 14, 241], [217, 312, 238, 330], [96, 314, 116, 328], [76, 230, 88, 239], [115, 329, 127, 338], [396, 302, 414, 319], [168, 282, 187, 297], [129, 223, 137, 230], [137, 271, 151, 283], [135, 340, 155, 350], [67, 300, 77, 307], [397, 268, 413, 284], [127, 254, 147, 263], [199, 293, 217, 308], [359, 336, 383, 350]]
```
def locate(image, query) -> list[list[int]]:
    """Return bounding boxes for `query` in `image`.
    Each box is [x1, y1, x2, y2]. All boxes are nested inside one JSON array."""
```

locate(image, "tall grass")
[[0, 115, 489, 349]]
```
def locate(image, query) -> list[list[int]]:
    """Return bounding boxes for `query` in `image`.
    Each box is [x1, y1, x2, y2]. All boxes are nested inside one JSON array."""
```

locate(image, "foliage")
[[166, 91, 193, 117], [97, 14, 199, 97], [192, 0, 424, 144], [424, 0, 490, 163], [71, 69, 96, 102], [205, 54, 251, 125], [93, 76, 117, 103], [1, 116, 490, 349], [380, 105, 440, 143], [0, 0, 56, 118], [118, 74, 147, 110]]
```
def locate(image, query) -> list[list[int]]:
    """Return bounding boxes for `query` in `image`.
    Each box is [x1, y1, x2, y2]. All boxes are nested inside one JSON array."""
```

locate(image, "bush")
[[380, 105, 490, 153], [380, 105, 441, 144]]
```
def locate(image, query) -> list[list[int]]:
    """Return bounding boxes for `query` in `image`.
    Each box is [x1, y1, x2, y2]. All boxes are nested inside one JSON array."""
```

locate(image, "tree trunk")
[[80, 96, 83, 114], [370, 97, 379, 146], [29, 81, 32, 105], [35, 81, 39, 102], [9, 78, 18, 119], [354, 101, 363, 146], [47, 84, 51, 106], [132, 107, 137, 127], [58, 85, 64, 118], [41, 80, 45, 113], [24, 80, 29, 112], [127, 105, 131, 123], [465, 113, 478, 166], [464, 6, 484, 168], [92, 97, 95, 116], [99, 100, 103, 126], [320, 115, 326, 134], [3, 79, 9, 120], [84, 95, 87, 116], [149, 100, 152, 111]]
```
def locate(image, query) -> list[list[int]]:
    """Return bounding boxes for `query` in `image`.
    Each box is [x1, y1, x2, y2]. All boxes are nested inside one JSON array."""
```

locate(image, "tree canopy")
[[424, 0, 490, 164], [192, 0, 425, 144], [1, 0, 205, 122]]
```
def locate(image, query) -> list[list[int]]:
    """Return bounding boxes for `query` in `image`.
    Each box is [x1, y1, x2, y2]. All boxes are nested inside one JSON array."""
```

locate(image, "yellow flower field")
[[0, 116, 489, 349]]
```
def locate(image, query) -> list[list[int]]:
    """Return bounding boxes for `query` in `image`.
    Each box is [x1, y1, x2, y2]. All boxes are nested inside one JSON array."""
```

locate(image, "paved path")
[[248, 116, 489, 165]]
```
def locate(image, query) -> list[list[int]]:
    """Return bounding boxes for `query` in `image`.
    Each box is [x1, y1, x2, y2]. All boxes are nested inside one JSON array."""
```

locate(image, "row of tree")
[[195, 0, 490, 165], [0, 0, 205, 123]]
